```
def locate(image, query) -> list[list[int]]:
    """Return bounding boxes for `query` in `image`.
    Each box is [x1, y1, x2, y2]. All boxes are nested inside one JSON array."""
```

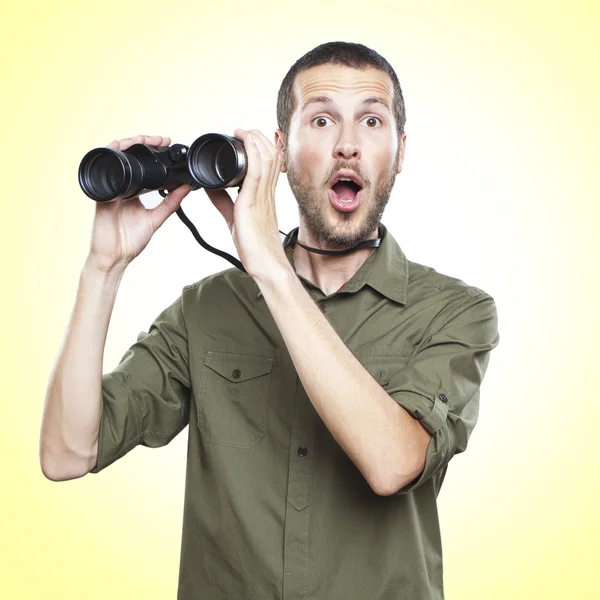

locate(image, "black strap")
[[281, 226, 382, 255], [176, 207, 247, 271], [175, 209, 382, 274]]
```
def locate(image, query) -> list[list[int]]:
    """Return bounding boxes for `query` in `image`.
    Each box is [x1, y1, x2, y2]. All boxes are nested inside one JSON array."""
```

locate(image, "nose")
[[333, 124, 361, 160]]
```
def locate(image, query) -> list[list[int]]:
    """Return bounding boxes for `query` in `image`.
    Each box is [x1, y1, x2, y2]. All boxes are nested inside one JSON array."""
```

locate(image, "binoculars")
[[78, 133, 248, 202]]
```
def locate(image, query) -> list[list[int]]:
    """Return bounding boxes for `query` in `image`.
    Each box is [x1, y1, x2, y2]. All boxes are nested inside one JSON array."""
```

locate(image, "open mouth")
[[331, 178, 362, 200], [329, 174, 364, 212]]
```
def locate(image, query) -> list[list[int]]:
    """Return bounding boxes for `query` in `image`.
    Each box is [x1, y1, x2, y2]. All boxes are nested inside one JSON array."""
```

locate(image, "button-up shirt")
[[90, 222, 500, 599]]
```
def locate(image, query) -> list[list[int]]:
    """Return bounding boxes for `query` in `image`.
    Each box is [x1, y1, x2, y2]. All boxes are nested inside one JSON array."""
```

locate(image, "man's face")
[[277, 64, 406, 248]]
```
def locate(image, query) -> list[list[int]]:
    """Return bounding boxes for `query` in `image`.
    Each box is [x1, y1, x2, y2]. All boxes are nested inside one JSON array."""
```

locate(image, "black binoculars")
[[78, 133, 248, 202]]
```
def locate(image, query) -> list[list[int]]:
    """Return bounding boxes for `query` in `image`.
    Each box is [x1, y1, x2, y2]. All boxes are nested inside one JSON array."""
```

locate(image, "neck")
[[290, 223, 380, 296]]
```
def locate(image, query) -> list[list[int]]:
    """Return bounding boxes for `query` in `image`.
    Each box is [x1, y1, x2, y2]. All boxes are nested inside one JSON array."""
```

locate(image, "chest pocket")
[[197, 350, 274, 448]]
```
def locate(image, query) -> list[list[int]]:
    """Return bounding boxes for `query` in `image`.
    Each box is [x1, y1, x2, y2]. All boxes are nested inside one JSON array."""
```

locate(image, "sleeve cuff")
[[395, 390, 449, 437]]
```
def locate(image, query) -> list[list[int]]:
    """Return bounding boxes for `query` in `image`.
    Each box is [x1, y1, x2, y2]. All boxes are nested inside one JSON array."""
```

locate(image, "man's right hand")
[[87, 134, 193, 273]]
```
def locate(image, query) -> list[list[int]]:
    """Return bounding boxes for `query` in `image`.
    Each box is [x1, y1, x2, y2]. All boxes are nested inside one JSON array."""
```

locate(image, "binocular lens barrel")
[[187, 134, 247, 189], [79, 149, 134, 201]]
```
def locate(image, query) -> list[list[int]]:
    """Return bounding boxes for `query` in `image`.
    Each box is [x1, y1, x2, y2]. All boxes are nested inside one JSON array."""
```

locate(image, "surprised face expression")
[[281, 63, 406, 248]]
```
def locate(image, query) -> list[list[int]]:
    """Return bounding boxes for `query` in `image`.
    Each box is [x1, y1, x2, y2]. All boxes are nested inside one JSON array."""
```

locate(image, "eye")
[[312, 116, 332, 128], [362, 116, 382, 128]]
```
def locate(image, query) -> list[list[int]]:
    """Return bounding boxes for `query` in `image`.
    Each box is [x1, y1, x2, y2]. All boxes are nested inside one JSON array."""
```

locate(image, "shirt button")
[[232, 369, 241, 379], [319, 303, 327, 313], [439, 393, 448, 402], [297, 445, 308, 457]]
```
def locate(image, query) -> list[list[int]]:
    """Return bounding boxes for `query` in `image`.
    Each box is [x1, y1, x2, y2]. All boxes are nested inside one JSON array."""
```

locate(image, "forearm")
[[254, 265, 420, 495], [40, 257, 127, 480]]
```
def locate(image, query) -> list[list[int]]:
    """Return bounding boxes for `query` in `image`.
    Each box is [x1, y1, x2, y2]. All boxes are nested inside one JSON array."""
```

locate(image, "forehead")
[[293, 64, 394, 108]]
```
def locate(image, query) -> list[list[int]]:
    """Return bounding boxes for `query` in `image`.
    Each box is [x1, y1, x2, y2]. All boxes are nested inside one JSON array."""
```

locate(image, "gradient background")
[[1, 0, 598, 597]]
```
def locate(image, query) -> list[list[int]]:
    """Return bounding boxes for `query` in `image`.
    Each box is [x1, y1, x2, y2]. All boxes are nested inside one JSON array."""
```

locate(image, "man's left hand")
[[203, 128, 288, 280]]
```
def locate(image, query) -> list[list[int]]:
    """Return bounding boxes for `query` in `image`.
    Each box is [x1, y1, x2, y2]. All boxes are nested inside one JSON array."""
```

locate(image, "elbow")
[[371, 471, 406, 497], [41, 464, 66, 482], [40, 455, 67, 482], [374, 462, 424, 496], [369, 464, 409, 497], [372, 444, 428, 497], [41, 461, 90, 482], [40, 449, 93, 482]]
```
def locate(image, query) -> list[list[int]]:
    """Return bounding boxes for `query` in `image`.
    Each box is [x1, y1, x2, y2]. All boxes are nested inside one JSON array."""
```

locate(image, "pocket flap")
[[356, 355, 410, 387], [204, 351, 274, 383]]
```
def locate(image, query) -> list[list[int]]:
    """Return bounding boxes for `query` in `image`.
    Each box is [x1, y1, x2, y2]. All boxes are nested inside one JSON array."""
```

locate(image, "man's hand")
[[88, 134, 192, 273], [203, 128, 288, 279]]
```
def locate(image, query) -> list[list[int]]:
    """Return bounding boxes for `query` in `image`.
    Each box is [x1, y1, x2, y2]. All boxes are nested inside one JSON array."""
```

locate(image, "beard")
[[284, 150, 399, 249]]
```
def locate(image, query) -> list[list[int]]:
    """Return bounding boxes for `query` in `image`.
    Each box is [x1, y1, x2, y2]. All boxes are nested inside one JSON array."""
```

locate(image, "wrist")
[[82, 254, 129, 280], [84, 253, 130, 277], [253, 261, 298, 297]]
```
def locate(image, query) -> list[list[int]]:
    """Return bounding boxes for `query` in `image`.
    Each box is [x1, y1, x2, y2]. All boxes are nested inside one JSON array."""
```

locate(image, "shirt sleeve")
[[387, 291, 500, 495], [89, 292, 191, 474]]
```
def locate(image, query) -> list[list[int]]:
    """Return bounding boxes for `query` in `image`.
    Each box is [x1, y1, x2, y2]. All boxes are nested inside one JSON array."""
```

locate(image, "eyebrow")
[[300, 95, 391, 112]]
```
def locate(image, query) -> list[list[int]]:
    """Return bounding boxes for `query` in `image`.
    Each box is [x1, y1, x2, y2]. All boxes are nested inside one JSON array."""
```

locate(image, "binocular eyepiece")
[[78, 133, 248, 202]]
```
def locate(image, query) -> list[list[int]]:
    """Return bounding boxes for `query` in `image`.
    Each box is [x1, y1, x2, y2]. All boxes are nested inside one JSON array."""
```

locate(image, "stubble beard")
[[285, 151, 399, 249]]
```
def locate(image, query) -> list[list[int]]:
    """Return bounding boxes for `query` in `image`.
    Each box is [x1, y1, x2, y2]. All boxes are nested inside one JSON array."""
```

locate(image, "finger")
[[204, 188, 235, 232], [149, 183, 192, 230], [116, 137, 137, 151], [141, 135, 164, 146], [106, 135, 171, 152], [233, 128, 248, 141], [239, 133, 262, 198], [250, 131, 276, 162], [249, 134, 275, 193], [148, 136, 171, 151], [249, 129, 281, 173], [250, 131, 281, 193], [132, 135, 164, 149], [249, 130, 276, 155]]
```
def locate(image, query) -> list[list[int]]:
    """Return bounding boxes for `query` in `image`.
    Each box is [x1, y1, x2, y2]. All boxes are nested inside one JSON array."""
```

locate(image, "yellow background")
[[1, 0, 598, 597]]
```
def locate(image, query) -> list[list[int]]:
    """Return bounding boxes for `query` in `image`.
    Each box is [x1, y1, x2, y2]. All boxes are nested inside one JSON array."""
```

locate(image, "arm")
[[39, 260, 126, 481], [255, 267, 431, 496], [256, 270, 499, 496], [39, 134, 191, 481]]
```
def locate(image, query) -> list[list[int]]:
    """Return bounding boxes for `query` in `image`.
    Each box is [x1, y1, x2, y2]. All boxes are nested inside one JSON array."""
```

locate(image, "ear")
[[396, 132, 407, 174], [275, 129, 287, 173]]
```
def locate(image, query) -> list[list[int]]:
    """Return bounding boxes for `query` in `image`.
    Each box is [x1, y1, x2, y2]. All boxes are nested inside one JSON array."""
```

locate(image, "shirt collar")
[[255, 223, 408, 305]]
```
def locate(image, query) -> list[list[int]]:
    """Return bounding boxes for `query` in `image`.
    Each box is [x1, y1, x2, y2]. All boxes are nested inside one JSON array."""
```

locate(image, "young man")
[[40, 41, 499, 599]]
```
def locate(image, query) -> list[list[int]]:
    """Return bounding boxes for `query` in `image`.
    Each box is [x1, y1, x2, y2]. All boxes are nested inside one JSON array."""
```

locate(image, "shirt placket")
[[282, 292, 334, 599], [282, 375, 318, 598]]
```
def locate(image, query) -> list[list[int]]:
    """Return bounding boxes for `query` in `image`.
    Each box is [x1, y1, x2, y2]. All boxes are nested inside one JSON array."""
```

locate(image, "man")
[[40, 41, 499, 599]]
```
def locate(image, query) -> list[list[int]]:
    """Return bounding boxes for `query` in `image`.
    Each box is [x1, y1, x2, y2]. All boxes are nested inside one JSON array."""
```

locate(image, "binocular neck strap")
[[175, 208, 382, 274], [281, 226, 382, 256]]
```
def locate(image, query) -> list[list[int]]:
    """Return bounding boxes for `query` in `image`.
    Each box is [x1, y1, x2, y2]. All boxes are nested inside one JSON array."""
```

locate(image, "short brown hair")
[[277, 41, 406, 142]]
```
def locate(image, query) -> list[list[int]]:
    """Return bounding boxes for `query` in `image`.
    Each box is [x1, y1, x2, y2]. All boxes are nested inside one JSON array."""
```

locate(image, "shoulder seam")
[[423, 272, 490, 300]]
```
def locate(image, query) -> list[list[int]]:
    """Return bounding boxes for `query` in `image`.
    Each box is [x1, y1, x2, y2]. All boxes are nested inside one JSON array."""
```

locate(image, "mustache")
[[326, 165, 368, 186]]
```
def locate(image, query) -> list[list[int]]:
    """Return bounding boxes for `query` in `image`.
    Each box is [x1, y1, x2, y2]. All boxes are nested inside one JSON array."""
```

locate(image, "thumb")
[[204, 188, 234, 232], [149, 184, 192, 230]]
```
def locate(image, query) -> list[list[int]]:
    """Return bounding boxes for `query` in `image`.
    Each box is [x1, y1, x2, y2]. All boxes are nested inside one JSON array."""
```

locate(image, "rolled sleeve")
[[388, 292, 500, 495], [89, 293, 192, 474]]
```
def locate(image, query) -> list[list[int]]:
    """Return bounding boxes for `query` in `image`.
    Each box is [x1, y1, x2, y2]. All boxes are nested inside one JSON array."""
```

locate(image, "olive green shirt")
[[90, 222, 499, 600]]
